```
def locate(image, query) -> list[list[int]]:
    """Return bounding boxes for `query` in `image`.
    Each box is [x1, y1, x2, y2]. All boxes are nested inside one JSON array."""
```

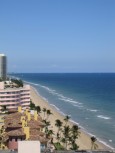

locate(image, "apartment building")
[[0, 54, 7, 80], [0, 82, 30, 111]]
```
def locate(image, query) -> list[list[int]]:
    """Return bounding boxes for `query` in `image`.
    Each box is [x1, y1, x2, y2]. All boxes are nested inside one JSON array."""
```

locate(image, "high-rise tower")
[[0, 54, 7, 80]]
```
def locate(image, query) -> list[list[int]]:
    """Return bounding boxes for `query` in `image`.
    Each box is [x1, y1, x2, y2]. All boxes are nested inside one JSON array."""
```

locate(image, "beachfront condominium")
[[0, 82, 30, 112], [0, 54, 7, 80]]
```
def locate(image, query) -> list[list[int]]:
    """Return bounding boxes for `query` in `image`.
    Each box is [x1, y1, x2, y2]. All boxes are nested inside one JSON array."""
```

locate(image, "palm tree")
[[70, 143, 79, 150], [35, 106, 41, 113], [64, 115, 70, 126], [42, 108, 47, 119], [55, 119, 63, 141], [46, 109, 52, 120], [55, 119, 63, 132], [43, 120, 51, 135], [30, 100, 35, 110], [91, 136, 98, 150], [46, 129, 54, 139], [71, 125, 80, 137], [61, 137, 66, 148], [69, 134, 79, 150], [62, 125, 71, 149]]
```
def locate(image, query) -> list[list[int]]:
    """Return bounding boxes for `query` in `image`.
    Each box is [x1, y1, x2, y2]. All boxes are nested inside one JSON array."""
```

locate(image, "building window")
[[9, 137, 12, 141]]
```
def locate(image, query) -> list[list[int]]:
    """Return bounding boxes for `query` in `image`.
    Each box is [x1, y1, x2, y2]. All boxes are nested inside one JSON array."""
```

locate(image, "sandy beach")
[[30, 85, 110, 150]]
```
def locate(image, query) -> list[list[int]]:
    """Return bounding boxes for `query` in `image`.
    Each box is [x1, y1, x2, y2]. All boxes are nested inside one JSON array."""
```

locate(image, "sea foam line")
[[87, 109, 98, 112], [50, 104, 60, 111], [27, 80, 83, 107], [70, 119, 79, 125], [58, 97, 82, 105], [73, 104, 84, 108], [97, 115, 111, 120]]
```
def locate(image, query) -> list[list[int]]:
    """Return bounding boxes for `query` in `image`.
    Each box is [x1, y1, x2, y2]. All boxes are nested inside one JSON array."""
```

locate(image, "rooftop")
[[0, 54, 5, 56], [3, 108, 48, 144], [7, 129, 25, 137]]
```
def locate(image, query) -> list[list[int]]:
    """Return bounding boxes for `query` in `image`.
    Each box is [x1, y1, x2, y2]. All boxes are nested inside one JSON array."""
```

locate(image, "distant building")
[[0, 54, 7, 80], [0, 82, 30, 112]]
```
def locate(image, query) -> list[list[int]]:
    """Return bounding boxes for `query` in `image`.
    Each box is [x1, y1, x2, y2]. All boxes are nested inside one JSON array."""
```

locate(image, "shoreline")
[[30, 84, 113, 150]]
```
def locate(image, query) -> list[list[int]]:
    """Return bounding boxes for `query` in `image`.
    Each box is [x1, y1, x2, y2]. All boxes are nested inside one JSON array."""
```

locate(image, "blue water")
[[11, 73, 115, 148]]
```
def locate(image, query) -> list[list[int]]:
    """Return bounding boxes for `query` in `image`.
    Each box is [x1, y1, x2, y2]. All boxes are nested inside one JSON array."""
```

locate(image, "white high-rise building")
[[0, 54, 7, 80]]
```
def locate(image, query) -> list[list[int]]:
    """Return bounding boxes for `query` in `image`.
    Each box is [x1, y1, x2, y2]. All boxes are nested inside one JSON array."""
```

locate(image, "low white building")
[[18, 141, 40, 153]]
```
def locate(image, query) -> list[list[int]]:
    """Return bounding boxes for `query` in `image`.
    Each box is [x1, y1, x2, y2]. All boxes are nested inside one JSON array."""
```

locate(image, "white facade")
[[18, 141, 40, 153]]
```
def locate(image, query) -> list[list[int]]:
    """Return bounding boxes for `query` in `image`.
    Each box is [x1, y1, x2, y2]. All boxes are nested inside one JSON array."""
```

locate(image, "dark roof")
[[4, 119, 22, 128], [27, 119, 44, 129], [4, 112, 22, 120], [31, 115, 42, 121], [30, 129, 45, 136], [7, 129, 25, 136], [29, 135, 48, 143], [3, 110, 47, 141]]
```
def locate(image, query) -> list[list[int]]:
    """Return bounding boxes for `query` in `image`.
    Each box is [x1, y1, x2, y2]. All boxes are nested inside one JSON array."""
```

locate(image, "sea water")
[[11, 73, 115, 149]]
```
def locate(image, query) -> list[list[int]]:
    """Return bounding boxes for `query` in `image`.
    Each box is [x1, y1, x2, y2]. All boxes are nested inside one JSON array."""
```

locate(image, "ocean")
[[11, 73, 115, 149]]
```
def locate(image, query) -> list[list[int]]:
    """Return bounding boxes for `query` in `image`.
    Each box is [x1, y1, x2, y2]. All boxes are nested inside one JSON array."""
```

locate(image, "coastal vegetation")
[[0, 78, 3, 82], [29, 101, 80, 150], [42, 107, 47, 119], [30, 100, 36, 110], [91, 136, 98, 150], [11, 78, 23, 87], [54, 117, 80, 150], [29, 100, 99, 151], [0, 126, 6, 149], [0, 105, 8, 114], [1, 106, 7, 112]]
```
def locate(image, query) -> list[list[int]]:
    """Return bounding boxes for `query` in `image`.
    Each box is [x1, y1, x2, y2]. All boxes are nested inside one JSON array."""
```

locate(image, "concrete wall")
[[18, 141, 40, 153], [8, 139, 18, 150], [0, 82, 4, 89]]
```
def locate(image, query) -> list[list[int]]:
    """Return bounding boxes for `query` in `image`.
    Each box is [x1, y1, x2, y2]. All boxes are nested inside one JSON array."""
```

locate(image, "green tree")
[[70, 143, 79, 150], [46, 109, 52, 120], [42, 108, 47, 119], [43, 120, 51, 135], [69, 125, 80, 150], [71, 125, 80, 137], [46, 129, 54, 139], [61, 137, 66, 149], [55, 119, 63, 142], [30, 101, 35, 110], [35, 106, 41, 113], [1, 105, 7, 112], [11, 79, 23, 87], [0, 78, 3, 82], [64, 115, 70, 126], [62, 125, 71, 149], [91, 136, 98, 150]]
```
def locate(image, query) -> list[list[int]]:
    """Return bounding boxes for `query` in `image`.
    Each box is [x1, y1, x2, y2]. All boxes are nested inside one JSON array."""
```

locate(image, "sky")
[[0, 0, 115, 73]]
